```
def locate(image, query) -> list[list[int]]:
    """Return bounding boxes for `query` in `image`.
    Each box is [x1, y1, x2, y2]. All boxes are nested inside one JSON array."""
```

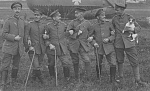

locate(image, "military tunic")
[[45, 20, 71, 67], [112, 13, 141, 67], [90, 20, 116, 66], [1, 16, 26, 70], [67, 19, 92, 63], [25, 20, 46, 69]]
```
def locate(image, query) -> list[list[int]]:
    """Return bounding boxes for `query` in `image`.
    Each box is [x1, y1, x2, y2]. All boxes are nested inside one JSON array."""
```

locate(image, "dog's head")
[[128, 18, 135, 24]]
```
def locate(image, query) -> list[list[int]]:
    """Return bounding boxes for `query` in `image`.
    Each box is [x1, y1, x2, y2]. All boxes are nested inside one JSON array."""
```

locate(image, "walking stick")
[[54, 48, 58, 86], [24, 49, 35, 91], [95, 47, 101, 79]]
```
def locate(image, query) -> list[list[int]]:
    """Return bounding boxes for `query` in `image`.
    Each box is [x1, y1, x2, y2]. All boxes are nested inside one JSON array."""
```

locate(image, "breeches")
[[47, 53, 72, 67], [97, 52, 117, 67], [28, 52, 44, 70], [1, 53, 20, 71], [115, 47, 138, 67]]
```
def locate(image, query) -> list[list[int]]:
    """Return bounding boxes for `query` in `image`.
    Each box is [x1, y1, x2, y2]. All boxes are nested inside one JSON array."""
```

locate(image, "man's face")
[[115, 7, 125, 15], [34, 12, 42, 21], [97, 12, 105, 21], [75, 11, 83, 19], [12, 6, 22, 16], [53, 12, 61, 21]]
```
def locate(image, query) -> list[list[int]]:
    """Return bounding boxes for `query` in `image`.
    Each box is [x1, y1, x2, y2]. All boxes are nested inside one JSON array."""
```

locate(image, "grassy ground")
[[1, 10, 150, 91]]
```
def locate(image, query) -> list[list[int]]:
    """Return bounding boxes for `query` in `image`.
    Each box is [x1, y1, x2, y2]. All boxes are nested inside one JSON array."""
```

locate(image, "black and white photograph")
[[0, 0, 150, 91]]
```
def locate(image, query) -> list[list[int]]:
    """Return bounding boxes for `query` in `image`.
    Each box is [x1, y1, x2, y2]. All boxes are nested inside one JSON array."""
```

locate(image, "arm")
[[24, 23, 31, 52], [44, 25, 51, 46], [66, 21, 78, 39], [107, 23, 115, 42], [2, 20, 16, 41]]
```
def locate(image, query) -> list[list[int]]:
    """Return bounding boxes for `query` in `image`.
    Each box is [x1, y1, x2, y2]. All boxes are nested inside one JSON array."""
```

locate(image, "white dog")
[[122, 18, 138, 42]]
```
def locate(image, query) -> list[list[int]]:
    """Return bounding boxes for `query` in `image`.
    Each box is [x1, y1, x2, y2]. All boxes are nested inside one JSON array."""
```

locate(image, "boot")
[[116, 63, 124, 89], [0, 70, 8, 91], [110, 66, 118, 91], [31, 70, 37, 82], [133, 66, 148, 87], [11, 69, 18, 80], [110, 66, 116, 83], [48, 65, 55, 77], [63, 67, 70, 80], [34, 70, 44, 84], [73, 63, 79, 79], [96, 65, 102, 79], [84, 62, 91, 81], [11, 69, 18, 86]]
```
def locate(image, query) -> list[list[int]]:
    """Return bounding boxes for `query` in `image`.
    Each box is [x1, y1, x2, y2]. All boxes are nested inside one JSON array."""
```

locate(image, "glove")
[[78, 30, 82, 35], [94, 43, 99, 48], [69, 30, 74, 35], [43, 34, 49, 39], [28, 40, 31, 46], [49, 44, 55, 50], [103, 38, 110, 43], [29, 46, 34, 51], [87, 37, 93, 42]]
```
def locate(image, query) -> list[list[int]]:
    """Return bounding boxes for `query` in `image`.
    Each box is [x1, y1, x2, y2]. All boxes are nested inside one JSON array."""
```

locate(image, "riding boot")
[[48, 65, 55, 77], [73, 63, 79, 79], [110, 66, 116, 83], [11, 69, 18, 86], [31, 70, 37, 81], [0, 70, 8, 91], [85, 62, 91, 81], [35, 70, 44, 84], [63, 67, 70, 80], [96, 65, 102, 79]]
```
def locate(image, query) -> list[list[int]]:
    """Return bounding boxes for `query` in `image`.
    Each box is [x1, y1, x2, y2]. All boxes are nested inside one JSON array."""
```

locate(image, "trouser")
[[47, 53, 72, 78], [96, 51, 117, 82], [70, 46, 91, 79], [1, 53, 21, 79], [28, 51, 44, 83], [28, 52, 44, 70], [115, 47, 140, 81]]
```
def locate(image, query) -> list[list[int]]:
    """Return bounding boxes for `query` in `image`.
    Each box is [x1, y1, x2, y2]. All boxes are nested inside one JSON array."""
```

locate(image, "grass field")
[[1, 9, 150, 91]]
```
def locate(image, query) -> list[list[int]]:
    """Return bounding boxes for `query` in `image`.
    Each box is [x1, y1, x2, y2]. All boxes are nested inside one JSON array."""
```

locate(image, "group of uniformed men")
[[0, 1, 148, 91]]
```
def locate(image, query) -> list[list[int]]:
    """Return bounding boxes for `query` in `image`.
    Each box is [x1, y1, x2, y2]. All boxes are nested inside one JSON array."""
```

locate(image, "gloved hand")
[[78, 30, 82, 35], [49, 44, 55, 50], [29, 46, 34, 51], [28, 40, 31, 46], [103, 38, 110, 43], [94, 43, 99, 48], [69, 30, 74, 35], [87, 37, 93, 42]]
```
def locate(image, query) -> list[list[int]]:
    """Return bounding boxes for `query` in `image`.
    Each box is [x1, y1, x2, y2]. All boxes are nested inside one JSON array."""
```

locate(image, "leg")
[[115, 48, 125, 79], [79, 48, 91, 81], [0, 53, 12, 91], [106, 52, 117, 83], [125, 47, 147, 86], [12, 53, 21, 80], [96, 54, 103, 79], [115, 48, 125, 88], [47, 54, 55, 77], [70, 51, 79, 79], [59, 54, 72, 79]]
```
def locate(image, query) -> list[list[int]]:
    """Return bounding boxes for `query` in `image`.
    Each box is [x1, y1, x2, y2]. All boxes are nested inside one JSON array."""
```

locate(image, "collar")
[[13, 14, 20, 20], [97, 19, 105, 25], [52, 20, 60, 26]]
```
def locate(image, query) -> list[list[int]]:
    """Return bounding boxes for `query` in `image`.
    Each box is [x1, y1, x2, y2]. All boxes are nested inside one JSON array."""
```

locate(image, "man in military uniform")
[[43, 10, 72, 81], [25, 9, 45, 84], [112, 3, 147, 86], [67, 8, 92, 81], [88, 9, 117, 83], [0, 2, 26, 91]]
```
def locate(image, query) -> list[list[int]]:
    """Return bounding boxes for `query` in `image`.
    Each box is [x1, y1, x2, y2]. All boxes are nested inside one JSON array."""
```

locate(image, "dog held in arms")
[[122, 18, 138, 43]]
